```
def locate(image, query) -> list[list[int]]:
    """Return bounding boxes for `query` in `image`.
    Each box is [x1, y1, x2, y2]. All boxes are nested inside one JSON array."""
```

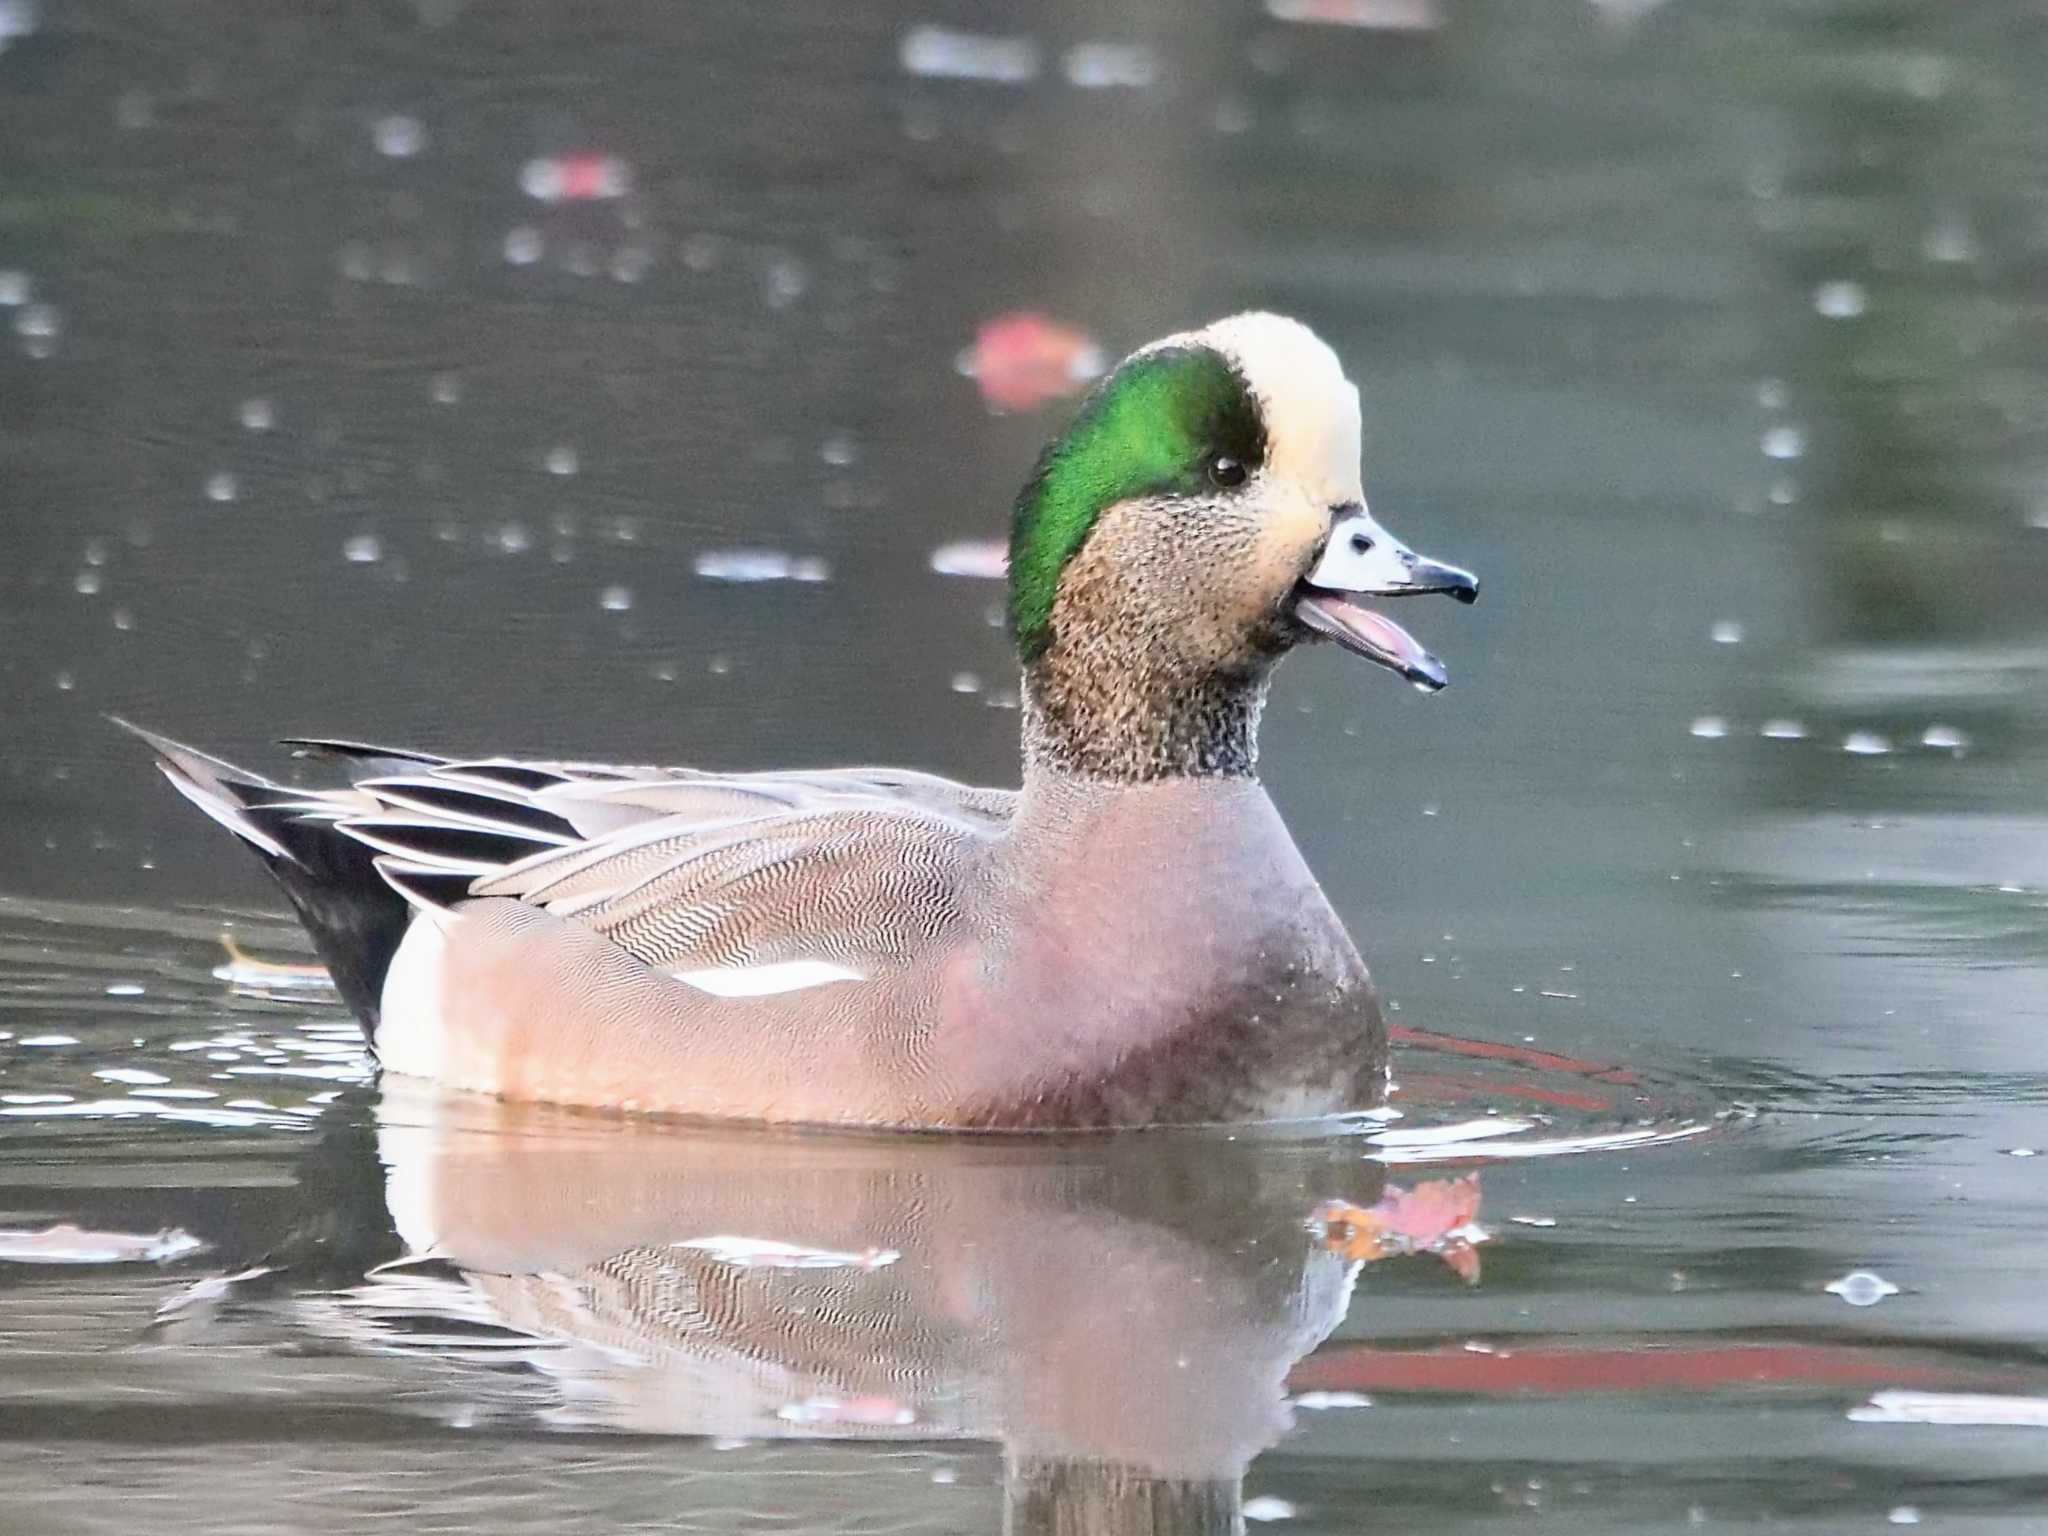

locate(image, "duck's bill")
[[1294, 507, 1479, 692], [1294, 591, 1451, 691]]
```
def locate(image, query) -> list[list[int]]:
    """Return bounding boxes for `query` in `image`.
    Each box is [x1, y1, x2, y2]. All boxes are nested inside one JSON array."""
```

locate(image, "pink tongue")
[[1296, 592, 1446, 688]]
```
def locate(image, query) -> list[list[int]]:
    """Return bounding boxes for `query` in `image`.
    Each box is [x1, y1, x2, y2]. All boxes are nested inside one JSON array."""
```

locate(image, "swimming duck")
[[124, 312, 1478, 1130]]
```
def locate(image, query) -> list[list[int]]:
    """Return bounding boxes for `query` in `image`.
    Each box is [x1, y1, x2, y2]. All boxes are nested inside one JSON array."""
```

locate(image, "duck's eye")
[[1207, 454, 1248, 489]]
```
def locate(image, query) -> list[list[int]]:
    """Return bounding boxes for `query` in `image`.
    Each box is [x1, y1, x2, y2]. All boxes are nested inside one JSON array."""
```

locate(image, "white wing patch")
[[669, 959, 864, 998]]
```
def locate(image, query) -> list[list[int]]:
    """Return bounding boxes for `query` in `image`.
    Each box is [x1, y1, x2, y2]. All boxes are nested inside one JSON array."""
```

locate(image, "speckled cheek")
[[1177, 518, 1283, 664], [1265, 479, 1329, 557], [1243, 482, 1330, 608]]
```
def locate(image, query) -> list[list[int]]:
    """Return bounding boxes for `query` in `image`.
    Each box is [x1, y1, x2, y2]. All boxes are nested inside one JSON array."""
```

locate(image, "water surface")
[[4, 1, 2048, 1530]]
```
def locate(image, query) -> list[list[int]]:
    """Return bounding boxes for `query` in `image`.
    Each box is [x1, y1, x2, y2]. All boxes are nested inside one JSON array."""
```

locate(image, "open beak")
[[1292, 506, 1480, 692]]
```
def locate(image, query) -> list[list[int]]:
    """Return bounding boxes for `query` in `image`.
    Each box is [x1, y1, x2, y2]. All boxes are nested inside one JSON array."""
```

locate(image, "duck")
[[122, 312, 1478, 1130]]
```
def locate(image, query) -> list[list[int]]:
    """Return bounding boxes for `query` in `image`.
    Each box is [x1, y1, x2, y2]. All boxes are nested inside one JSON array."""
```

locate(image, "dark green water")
[[3, 1, 2048, 1530]]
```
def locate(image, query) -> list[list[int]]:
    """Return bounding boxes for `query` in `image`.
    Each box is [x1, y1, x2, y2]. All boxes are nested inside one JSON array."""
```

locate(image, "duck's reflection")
[[366, 1082, 1388, 1532]]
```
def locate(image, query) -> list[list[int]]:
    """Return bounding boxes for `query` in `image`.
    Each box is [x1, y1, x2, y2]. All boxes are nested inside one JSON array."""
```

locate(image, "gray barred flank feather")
[[587, 818, 971, 973], [459, 795, 993, 974]]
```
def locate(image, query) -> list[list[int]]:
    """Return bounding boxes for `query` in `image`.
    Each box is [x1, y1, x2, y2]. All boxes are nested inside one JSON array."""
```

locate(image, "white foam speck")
[[0, 1223, 204, 1264], [1244, 1496, 1298, 1522], [1689, 716, 1728, 739], [1900, 55, 1950, 100], [94, 1067, 168, 1086], [762, 254, 808, 309], [1825, 1269, 1899, 1306], [1812, 279, 1867, 319], [502, 226, 543, 266], [693, 549, 832, 584], [928, 539, 1008, 579], [2, 1099, 144, 1118], [1850, 1390, 2048, 1428], [1842, 731, 1891, 756], [372, 113, 425, 158], [1063, 41, 1157, 89], [898, 25, 1039, 83], [15, 301, 60, 339], [1762, 425, 1805, 461], [1292, 1390, 1371, 1409], [1924, 217, 1976, 264]]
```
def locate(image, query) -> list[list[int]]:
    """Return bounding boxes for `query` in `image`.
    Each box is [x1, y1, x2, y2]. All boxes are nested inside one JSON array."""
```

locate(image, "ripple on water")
[[0, 1223, 205, 1264], [0, 894, 372, 1139]]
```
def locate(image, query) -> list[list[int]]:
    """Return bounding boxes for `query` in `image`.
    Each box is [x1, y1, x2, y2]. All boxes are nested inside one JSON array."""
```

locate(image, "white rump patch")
[[669, 959, 863, 998], [375, 918, 451, 1082]]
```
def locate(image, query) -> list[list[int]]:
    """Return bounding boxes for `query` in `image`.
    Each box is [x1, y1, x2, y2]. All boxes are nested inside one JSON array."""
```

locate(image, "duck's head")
[[1010, 313, 1478, 779]]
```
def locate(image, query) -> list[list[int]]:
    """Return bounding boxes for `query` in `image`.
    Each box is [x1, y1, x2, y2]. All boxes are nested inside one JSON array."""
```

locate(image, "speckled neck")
[[1021, 652, 1269, 782]]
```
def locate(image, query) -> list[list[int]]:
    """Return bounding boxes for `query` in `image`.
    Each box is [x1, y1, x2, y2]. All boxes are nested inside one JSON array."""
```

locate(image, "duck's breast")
[[936, 777, 1385, 1126]]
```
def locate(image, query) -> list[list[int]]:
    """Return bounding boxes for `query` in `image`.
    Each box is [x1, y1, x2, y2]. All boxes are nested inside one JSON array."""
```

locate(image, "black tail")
[[113, 719, 432, 1044]]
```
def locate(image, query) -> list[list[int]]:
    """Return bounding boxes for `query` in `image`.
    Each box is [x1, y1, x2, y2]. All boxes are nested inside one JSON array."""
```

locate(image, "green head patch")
[[1008, 346, 1266, 663]]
